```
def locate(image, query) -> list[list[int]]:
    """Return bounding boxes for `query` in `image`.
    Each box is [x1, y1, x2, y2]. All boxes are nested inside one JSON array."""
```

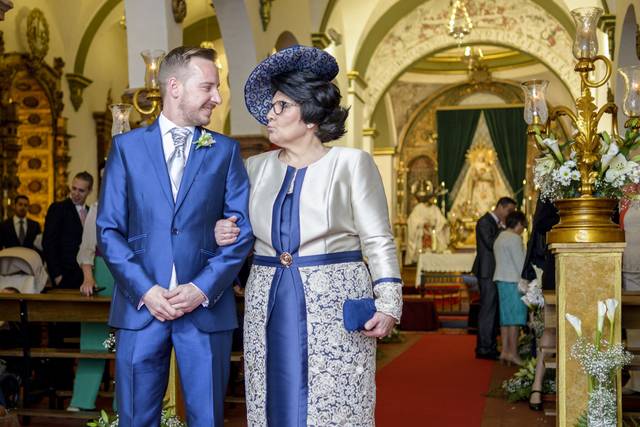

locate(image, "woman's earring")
[[307, 124, 313, 129]]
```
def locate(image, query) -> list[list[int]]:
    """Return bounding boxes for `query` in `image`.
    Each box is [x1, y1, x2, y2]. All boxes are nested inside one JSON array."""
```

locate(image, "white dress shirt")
[[13, 216, 42, 250], [77, 201, 98, 266], [158, 113, 194, 292], [141, 113, 207, 308], [13, 215, 26, 239]]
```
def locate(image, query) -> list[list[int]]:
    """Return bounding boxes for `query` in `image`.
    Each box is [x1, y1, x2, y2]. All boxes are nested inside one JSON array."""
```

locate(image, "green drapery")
[[483, 107, 527, 205], [436, 109, 481, 211]]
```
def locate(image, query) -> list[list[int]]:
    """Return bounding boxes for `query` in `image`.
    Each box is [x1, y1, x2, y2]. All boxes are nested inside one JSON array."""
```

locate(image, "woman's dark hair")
[[271, 70, 349, 143], [505, 210, 527, 229]]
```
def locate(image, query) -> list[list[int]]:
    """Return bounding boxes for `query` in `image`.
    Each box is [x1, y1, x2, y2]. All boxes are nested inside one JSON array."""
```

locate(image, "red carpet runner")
[[376, 334, 494, 426]]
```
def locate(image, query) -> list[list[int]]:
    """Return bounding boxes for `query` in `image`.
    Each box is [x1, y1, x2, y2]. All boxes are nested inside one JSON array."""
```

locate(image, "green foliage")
[[87, 407, 186, 427], [379, 327, 403, 344], [501, 359, 556, 402], [575, 410, 588, 427]]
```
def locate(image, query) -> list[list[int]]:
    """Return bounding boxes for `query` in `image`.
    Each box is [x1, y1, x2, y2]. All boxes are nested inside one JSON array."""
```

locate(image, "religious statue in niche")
[[405, 180, 450, 265], [449, 144, 513, 219]]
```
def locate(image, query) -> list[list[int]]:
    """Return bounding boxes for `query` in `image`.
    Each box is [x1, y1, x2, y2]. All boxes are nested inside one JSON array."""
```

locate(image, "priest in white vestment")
[[405, 180, 450, 264]]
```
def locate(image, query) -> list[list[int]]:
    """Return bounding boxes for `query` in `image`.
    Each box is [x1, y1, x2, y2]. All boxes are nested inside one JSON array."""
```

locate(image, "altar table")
[[415, 251, 476, 286]]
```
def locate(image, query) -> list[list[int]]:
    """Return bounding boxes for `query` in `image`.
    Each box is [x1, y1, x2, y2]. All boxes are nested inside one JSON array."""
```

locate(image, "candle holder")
[[520, 7, 640, 244], [109, 103, 133, 136], [132, 49, 165, 120]]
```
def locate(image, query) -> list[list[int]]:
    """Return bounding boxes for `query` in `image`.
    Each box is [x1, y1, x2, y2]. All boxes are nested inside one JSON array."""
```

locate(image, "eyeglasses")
[[269, 100, 298, 115]]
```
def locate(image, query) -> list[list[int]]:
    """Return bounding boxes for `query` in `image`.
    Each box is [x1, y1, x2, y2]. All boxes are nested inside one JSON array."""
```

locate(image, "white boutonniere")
[[194, 132, 215, 150]]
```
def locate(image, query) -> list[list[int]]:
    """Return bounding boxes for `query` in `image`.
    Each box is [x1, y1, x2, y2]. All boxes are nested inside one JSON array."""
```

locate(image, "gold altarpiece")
[[395, 80, 523, 250], [394, 79, 568, 250], [0, 32, 70, 223]]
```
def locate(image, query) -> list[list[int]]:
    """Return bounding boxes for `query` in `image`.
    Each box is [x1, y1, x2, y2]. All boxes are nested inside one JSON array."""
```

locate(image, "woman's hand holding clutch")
[[362, 312, 395, 338]]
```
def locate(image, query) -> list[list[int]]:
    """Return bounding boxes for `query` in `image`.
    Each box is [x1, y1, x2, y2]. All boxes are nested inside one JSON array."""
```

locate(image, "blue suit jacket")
[[97, 121, 254, 332]]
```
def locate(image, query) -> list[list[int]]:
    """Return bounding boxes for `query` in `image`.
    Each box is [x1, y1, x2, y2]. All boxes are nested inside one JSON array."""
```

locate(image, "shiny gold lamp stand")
[[522, 8, 640, 245], [520, 7, 638, 427]]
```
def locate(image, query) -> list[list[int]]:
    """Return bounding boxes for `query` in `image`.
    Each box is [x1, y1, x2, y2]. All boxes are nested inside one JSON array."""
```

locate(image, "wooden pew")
[[0, 289, 112, 420], [0, 289, 246, 420]]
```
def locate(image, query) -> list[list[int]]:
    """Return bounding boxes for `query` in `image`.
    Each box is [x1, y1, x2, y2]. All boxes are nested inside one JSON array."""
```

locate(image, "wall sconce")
[[132, 49, 165, 120]]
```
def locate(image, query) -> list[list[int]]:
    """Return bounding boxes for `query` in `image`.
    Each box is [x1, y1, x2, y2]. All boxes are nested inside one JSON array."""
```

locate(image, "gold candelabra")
[[521, 7, 640, 244]]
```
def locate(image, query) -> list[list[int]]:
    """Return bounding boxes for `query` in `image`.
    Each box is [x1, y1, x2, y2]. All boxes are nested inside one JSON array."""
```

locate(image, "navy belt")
[[253, 250, 363, 268]]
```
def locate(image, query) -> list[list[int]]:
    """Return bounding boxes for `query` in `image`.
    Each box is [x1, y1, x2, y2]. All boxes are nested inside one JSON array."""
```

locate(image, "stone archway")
[[360, 0, 580, 121]]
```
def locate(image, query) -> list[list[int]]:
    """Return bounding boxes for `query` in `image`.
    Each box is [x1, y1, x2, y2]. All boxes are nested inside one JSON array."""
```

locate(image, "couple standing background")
[[97, 45, 402, 427]]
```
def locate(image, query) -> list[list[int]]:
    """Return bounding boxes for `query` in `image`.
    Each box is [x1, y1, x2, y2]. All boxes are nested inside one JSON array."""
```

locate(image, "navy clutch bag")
[[343, 298, 376, 332]]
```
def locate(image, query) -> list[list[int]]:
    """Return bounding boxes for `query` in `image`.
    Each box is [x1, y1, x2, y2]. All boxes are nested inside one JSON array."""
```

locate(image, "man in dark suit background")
[[42, 172, 93, 289], [0, 195, 41, 251], [472, 196, 517, 359]]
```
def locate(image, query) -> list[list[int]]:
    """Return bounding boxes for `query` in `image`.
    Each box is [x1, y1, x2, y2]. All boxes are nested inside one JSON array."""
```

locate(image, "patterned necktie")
[[18, 219, 25, 245], [168, 127, 190, 190]]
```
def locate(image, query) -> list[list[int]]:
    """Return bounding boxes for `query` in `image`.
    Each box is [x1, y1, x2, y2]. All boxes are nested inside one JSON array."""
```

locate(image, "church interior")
[[0, 0, 639, 426]]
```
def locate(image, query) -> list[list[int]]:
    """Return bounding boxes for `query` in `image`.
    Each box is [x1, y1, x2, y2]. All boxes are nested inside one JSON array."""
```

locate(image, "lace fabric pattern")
[[243, 264, 275, 427], [244, 260, 401, 426]]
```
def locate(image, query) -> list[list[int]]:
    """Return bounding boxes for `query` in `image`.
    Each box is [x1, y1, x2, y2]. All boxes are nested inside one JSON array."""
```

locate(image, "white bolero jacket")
[[245, 146, 403, 320]]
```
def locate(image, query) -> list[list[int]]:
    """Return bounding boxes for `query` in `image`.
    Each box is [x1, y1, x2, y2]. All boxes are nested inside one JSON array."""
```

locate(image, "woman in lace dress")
[[215, 46, 403, 426]]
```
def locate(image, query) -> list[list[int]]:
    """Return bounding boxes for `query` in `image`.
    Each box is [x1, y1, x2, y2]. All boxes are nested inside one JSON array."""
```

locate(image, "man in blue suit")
[[97, 46, 254, 427]]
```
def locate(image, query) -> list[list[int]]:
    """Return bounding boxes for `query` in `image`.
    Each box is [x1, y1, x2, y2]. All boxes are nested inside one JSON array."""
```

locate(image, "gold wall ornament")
[[65, 73, 92, 111], [26, 8, 49, 62], [259, 0, 274, 31], [172, 0, 186, 24], [131, 49, 165, 121]]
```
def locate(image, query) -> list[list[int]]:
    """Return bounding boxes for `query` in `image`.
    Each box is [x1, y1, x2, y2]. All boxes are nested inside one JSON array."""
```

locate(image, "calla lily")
[[597, 301, 607, 334], [605, 298, 618, 325], [542, 137, 564, 163], [600, 142, 620, 173], [566, 313, 582, 337]]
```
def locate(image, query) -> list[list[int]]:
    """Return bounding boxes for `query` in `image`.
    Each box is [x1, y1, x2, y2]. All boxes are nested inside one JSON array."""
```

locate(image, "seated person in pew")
[[67, 199, 115, 412], [521, 198, 559, 411], [620, 187, 640, 394]]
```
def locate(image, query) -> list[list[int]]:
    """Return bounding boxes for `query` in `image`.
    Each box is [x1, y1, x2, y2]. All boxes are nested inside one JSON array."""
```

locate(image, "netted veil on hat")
[[244, 45, 339, 125]]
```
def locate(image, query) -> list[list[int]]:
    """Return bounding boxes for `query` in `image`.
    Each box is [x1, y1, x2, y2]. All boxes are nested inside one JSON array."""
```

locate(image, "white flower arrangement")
[[565, 299, 633, 427], [533, 128, 640, 202], [520, 279, 544, 308]]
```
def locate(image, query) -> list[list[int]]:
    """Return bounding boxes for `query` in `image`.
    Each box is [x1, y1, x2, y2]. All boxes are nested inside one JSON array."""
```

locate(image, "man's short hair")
[[158, 46, 218, 97], [496, 197, 517, 208], [13, 195, 29, 205], [74, 171, 94, 190]]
